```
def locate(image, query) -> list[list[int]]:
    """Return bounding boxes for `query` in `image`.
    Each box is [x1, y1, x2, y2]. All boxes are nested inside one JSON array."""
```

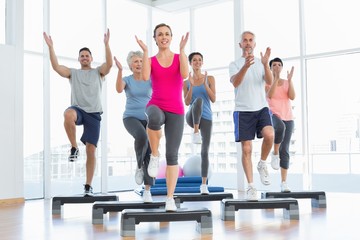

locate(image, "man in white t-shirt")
[[229, 31, 274, 201]]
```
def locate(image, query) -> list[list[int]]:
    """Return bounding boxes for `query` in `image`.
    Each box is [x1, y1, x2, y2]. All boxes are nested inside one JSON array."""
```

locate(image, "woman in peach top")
[[266, 57, 295, 192]]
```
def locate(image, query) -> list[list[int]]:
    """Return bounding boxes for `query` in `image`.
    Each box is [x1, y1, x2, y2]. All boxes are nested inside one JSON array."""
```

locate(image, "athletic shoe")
[[135, 167, 144, 185], [84, 184, 93, 196], [246, 186, 258, 201], [281, 182, 291, 193], [191, 132, 202, 144], [142, 190, 153, 203], [148, 154, 160, 178], [165, 197, 177, 212], [257, 161, 271, 185], [271, 152, 280, 170], [200, 184, 209, 195], [68, 147, 79, 162]]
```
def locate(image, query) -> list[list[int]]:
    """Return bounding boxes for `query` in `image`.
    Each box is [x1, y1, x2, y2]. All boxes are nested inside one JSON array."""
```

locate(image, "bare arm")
[[43, 32, 71, 78], [287, 66, 296, 100], [114, 56, 126, 93], [99, 29, 113, 77], [179, 32, 189, 79], [135, 35, 151, 81], [183, 74, 193, 106], [204, 73, 216, 103], [230, 51, 253, 88]]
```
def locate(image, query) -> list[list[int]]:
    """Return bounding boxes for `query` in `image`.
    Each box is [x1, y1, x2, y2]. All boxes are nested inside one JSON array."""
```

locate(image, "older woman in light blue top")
[[114, 51, 153, 202]]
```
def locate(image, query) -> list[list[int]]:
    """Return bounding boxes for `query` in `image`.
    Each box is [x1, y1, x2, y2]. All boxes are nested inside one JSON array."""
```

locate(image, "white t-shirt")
[[229, 57, 268, 111]]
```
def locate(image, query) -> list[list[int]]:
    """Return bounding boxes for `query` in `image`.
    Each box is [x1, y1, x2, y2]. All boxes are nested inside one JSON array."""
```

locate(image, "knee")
[[64, 109, 76, 122]]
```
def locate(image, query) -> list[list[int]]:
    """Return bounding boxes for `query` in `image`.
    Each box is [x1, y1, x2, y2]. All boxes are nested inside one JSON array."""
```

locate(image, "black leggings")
[[123, 117, 153, 186], [186, 98, 212, 177], [146, 105, 184, 166]]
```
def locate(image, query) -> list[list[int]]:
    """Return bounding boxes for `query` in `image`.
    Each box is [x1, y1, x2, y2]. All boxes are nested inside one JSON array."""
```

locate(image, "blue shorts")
[[233, 107, 272, 142], [67, 106, 101, 147]]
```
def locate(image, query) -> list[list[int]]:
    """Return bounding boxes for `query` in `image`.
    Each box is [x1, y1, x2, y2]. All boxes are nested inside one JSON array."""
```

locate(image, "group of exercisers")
[[43, 23, 295, 211]]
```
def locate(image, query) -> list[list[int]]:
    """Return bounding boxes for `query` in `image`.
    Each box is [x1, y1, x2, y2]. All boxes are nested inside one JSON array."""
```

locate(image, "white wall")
[[0, 0, 24, 200], [0, 44, 23, 200]]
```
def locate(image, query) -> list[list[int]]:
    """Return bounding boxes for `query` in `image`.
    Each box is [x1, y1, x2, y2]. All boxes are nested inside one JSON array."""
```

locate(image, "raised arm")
[[260, 47, 273, 86], [287, 66, 296, 100], [135, 35, 151, 81], [43, 32, 71, 78], [204, 72, 216, 103], [114, 56, 126, 93], [230, 51, 253, 88], [179, 32, 189, 79], [99, 28, 113, 77]]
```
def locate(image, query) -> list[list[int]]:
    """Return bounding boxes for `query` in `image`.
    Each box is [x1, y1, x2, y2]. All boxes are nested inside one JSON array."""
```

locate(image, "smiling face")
[[190, 54, 203, 71], [78, 50, 93, 68], [130, 56, 143, 74], [154, 25, 172, 48]]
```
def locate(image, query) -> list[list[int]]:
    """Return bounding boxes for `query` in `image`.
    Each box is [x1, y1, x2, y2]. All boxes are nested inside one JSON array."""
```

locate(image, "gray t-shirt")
[[229, 57, 268, 111], [70, 67, 103, 113]]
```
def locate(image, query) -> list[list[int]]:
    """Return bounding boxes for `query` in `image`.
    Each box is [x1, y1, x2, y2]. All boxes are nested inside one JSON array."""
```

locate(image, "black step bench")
[[174, 192, 233, 205], [92, 201, 165, 224], [120, 208, 213, 237], [221, 198, 299, 221], [261, 191, 327, 208], [52, 194, 118, 215]]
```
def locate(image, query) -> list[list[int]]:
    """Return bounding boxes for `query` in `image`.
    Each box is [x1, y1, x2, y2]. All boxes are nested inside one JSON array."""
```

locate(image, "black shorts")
[[233, 107, 272, 142]]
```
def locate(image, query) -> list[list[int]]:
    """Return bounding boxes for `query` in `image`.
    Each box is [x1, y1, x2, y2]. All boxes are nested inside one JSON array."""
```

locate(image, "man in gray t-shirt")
[[43, 29, 113, 195]]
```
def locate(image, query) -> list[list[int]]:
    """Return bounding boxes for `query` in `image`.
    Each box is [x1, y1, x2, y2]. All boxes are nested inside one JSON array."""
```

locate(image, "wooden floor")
[[0, 190, 358, 240]]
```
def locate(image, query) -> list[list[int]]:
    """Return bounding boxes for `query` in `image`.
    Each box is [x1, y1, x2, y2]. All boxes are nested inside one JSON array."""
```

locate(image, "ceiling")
[[131, 0, 222, 12]]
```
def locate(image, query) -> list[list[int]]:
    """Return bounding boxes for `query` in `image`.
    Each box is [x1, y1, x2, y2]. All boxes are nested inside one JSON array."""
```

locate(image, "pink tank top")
[[147, 53, 184, 114], [267, 80, 294, 121]]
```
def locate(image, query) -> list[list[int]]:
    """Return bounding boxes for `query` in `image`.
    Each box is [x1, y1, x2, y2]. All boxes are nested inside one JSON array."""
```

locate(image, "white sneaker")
[[142, 190, 153, 203], [271, 152, 280, 170], [165, 198, 177, 212], [148, 154, 160, 178], [257, 161, 271, 185], [246, 186, 258, 201], [135, 167, 144, 185], [281, 182, 291, 193], [200, 184, 209, 195], [192, 132, 202, 144]]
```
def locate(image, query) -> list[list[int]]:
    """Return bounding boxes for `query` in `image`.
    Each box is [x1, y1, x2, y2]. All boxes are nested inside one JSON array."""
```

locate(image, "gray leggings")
[[272, 114, 294, 169], [146, 105, 184, 166], [186, 98, 213, 177], [123, 117, 153, 186]]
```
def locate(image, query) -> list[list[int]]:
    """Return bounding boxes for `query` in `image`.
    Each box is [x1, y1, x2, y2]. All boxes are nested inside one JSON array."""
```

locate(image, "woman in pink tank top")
[[136, 23, 189, 211]]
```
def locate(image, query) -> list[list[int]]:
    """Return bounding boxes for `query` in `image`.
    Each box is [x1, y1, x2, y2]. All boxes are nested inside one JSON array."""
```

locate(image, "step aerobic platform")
[[92, 200, 166, 224], [261, 191, 327, 208], [120, 207, 213, 237], [52, 193, 118, 215], [221, 198, 299, 221]]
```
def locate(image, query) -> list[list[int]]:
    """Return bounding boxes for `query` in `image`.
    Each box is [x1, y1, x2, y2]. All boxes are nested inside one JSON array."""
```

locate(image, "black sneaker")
[[84, 184, 93, 196], [68, 147, 79, 162]]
